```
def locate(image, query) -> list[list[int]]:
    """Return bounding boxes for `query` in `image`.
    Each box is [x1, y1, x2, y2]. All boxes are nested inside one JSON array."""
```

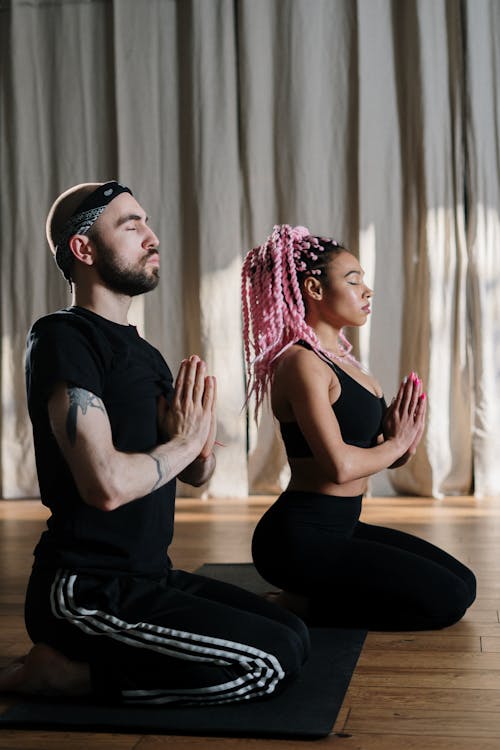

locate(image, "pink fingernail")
[[420, 392, 426, 401]]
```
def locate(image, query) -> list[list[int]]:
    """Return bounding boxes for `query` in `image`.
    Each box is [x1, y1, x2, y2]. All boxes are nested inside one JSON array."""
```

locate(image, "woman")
[[241, 224, 475, 630]]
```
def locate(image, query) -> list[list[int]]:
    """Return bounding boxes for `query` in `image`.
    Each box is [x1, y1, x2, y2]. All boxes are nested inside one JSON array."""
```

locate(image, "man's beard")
[[92, 237, 159, 297]]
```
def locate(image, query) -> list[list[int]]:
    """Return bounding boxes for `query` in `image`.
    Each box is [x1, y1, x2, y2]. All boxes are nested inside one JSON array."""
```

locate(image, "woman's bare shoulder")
[[273, 344, 335, 386]]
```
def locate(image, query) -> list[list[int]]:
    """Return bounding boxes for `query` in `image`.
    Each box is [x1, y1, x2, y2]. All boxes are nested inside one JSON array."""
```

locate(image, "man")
[[0, 181, 309, 704]]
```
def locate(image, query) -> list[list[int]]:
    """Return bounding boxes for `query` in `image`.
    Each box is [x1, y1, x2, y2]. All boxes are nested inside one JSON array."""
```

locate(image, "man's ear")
[[302, 275, 323, 301], [68, 234, 95, 267]]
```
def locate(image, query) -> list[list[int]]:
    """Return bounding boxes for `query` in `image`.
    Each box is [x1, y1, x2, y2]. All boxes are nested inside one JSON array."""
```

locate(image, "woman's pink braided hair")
[[241, 224, 357, 417]]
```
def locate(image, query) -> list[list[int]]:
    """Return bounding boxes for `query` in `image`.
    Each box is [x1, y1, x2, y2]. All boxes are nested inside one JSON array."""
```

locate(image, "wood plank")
[[350, 669, 500, 689], [345, 706, 500, 738], [346, 685, 500, 711], [136, 732, 496, 750], [0, 731, 141, 749], [364, 633, 480, 652], [481, 637, 500, 652], [322, 734, 500, 750], [452, 608, 499, 624], [472, 571, 500, 581], [444, 622, 500, 637], [136, 734, 338, 749], [357, 649, 500, 670], [464, 599, 498, 612]]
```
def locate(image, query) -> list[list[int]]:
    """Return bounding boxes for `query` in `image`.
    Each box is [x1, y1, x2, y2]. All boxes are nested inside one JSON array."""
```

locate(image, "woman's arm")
[[275, 350, 425, 484]]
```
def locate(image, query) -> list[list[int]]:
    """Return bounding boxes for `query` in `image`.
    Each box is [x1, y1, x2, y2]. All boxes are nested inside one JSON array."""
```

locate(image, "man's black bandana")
[[54, 181, 133, 250]]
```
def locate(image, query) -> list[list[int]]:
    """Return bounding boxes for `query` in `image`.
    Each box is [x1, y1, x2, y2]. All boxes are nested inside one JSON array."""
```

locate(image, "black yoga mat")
[[0, 563, 366, 739]]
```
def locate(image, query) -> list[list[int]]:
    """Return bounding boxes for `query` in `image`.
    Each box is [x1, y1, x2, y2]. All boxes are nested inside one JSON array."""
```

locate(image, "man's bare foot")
[[265, 590, 310, 619], [0, 643, 91, 696]]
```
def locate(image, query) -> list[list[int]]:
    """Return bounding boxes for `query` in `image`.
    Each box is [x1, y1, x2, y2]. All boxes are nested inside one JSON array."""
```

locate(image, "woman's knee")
[[426, 580, 473, 629], [463, 568, 477, 607]]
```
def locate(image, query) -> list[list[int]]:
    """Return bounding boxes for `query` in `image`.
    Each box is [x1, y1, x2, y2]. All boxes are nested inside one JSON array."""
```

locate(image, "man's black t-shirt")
[[25, 306, 176, 577]]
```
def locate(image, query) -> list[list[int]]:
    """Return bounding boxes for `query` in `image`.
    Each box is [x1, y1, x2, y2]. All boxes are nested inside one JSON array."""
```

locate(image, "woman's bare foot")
[[0, 643, 91, 696], [265, 590, 310, 619]]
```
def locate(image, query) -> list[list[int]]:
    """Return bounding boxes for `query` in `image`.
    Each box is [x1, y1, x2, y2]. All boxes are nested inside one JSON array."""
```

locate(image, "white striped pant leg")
[[50, 569, 298, 705]]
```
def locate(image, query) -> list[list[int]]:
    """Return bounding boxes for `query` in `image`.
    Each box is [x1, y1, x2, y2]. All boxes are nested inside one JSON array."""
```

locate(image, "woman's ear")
[[302, 275, 323, 301], [68, 234, 95, 267]]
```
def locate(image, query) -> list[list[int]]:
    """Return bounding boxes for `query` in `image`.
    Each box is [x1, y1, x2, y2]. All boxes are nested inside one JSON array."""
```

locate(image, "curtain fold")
[[173, 0, 248, 496], [1, 0, 498, 499], [238, 0, 360, 492], [357, 0, 405, 495], [389, 0, 472, 497], [465, 0, 500, 498]]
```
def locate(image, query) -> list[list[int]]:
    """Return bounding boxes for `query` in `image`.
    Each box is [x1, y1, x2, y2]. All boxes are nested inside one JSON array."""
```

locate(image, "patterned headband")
[[54, 181, 133, 250]]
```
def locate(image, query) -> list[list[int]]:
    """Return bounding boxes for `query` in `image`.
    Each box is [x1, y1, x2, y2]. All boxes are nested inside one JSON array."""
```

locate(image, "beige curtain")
[[1, 0, 498, 500], [388, 0, 472, 497], [465, 0, 500, 497]]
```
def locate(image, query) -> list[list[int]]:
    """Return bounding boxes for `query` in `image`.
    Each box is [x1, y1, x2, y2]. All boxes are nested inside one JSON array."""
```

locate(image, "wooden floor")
[[1, 494, 500, 749]]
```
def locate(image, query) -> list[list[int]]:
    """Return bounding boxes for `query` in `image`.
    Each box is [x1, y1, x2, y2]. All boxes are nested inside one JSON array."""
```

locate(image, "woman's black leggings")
[[251, 491, 476, 631]]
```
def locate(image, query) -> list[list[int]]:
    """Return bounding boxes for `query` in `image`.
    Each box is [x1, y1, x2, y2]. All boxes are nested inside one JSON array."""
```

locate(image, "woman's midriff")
[[286, 458, 369, 498]]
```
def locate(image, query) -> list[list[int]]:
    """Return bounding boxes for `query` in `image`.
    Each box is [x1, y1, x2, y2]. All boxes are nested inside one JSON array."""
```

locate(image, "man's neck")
[[72, 286, 132, 326]]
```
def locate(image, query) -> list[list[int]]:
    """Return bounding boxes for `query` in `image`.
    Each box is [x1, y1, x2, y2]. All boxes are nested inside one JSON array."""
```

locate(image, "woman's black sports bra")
[[279, 342, 387, 458]]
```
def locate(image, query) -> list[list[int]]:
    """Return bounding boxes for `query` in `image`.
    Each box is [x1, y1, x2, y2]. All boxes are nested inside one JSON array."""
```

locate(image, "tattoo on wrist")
[[147, 452, 168, 492], [66, 387, 105, 445]]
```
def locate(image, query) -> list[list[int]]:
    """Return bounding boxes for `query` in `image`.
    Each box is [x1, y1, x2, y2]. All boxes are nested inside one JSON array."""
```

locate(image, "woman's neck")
[[310, 322, 346, 358]]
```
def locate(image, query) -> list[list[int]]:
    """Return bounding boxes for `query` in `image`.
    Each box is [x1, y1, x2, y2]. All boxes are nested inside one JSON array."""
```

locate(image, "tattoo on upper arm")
[[66, 387, 105, 445], [147, 452, 169, 492]]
